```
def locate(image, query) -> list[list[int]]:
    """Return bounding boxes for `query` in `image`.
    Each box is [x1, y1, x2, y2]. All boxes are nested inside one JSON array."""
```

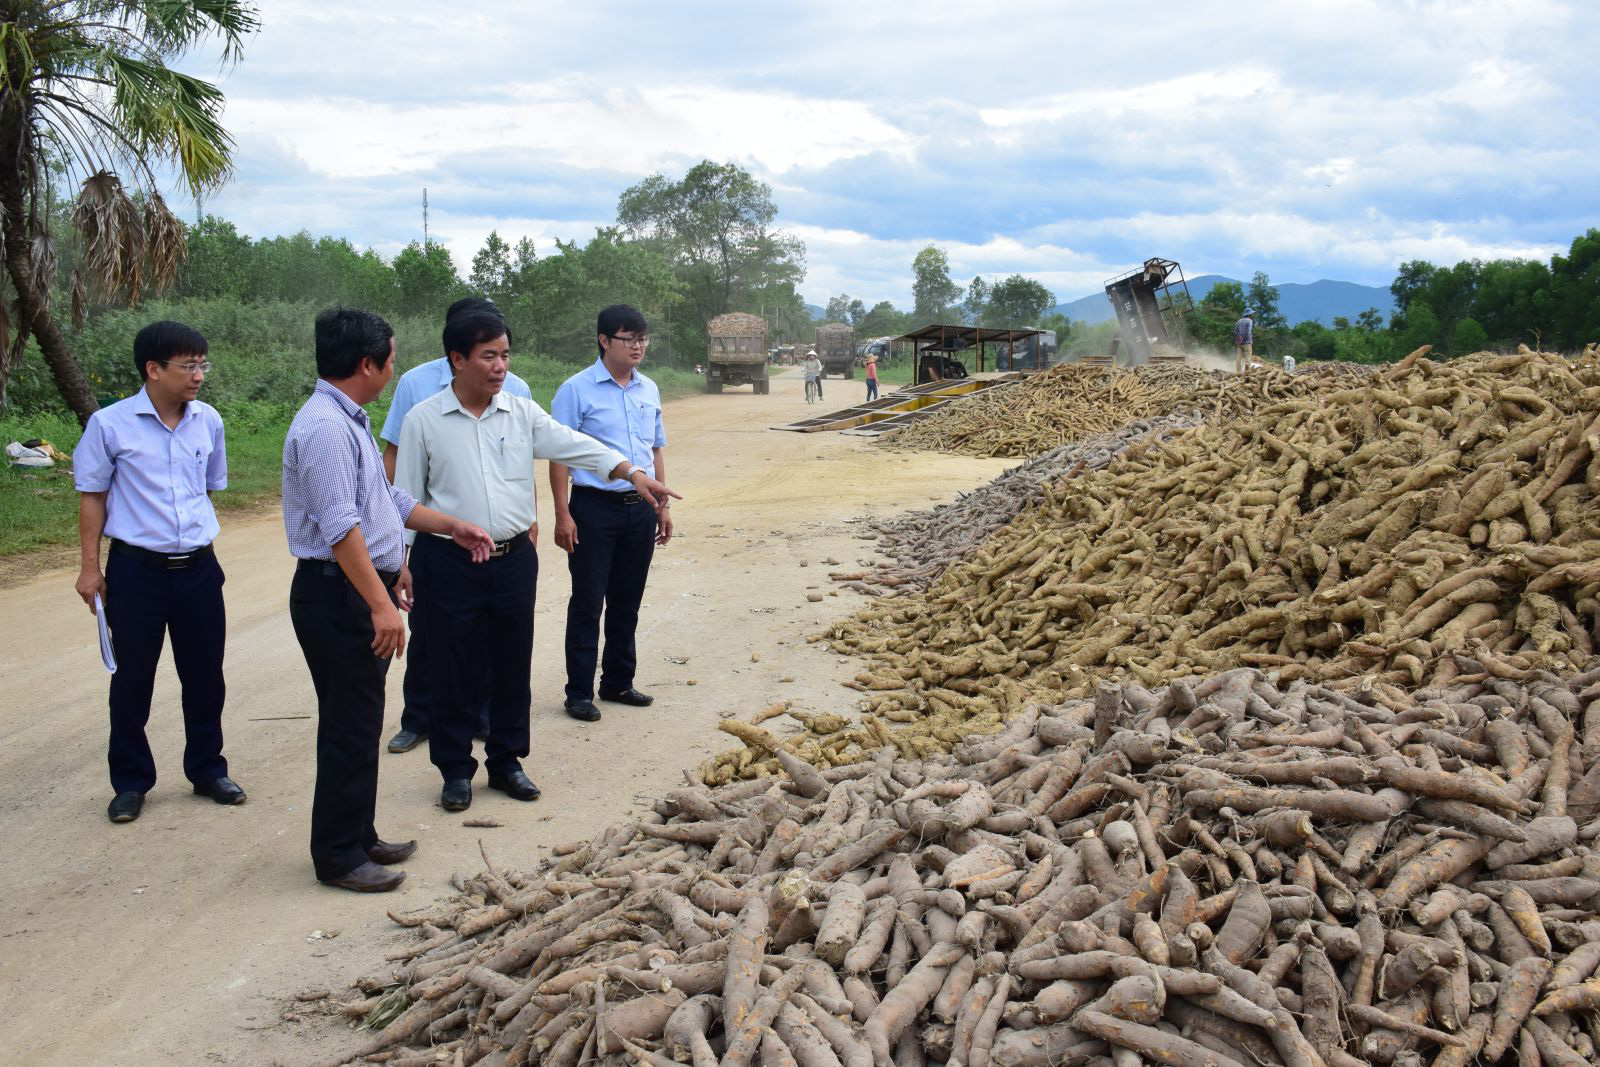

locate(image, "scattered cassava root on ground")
[[324, 662, 1600, 1067]]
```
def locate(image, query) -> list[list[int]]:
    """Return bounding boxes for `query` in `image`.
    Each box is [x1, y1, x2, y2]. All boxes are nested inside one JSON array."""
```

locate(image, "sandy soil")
[[0, 366, 1013, 1066]]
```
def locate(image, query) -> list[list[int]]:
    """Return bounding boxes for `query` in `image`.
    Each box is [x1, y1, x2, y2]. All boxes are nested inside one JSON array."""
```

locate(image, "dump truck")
[[814, 323, 856, 378], [706, 312, 769, 394]]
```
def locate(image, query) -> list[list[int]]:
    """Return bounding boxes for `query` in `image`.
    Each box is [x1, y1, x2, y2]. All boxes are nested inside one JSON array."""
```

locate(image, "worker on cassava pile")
[[803, 349, 823, 404], [1234, 307, 1255, 373], [73, 321, 240, 825], [550, 305, 681, 724], [396, 309, 676, 811], [281, 307, 494, 893]]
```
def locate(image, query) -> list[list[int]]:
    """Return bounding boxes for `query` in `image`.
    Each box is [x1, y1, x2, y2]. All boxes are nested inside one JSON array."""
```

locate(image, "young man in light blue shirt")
[[549, 304, 673, 721], [378, 299, 532, 755], [73, 321, 244, 824]]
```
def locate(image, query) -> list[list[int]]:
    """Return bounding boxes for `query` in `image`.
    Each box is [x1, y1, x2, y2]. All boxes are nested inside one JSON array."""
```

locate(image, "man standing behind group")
[[379, 298, 531, 755], [73, 322, 241, 824], [396, 310, 679, 812], [282, 307, 494, 892], [550, 305, 673, 723]]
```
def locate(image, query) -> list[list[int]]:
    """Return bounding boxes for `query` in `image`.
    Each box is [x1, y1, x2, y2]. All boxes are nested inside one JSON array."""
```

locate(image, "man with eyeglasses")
[[73, 321, 243, 824], [549, 305, 673, 722]]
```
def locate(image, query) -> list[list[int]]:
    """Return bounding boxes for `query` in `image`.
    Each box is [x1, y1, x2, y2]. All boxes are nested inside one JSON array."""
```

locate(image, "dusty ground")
[[0, 366, 1013, 1066]]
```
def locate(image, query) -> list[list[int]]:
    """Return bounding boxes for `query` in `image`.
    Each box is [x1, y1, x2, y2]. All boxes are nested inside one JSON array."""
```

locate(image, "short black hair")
[[314, 306, 395, 380], [133, 320, 208, 381], [597, 304, 648, 357], [443, 296, 513, 353], [444, 310, 510, 367]]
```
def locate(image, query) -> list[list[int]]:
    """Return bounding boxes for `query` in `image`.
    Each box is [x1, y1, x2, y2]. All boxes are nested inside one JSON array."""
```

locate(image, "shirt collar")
[[314, 379, 370, 426], [591, 357, 636, 388], [131, 385, 196, 426], [440, 384, 513, 417]]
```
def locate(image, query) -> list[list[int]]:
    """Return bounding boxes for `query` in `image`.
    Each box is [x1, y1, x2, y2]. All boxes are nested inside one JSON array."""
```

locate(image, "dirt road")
[[0, 367, 1013, 1065]]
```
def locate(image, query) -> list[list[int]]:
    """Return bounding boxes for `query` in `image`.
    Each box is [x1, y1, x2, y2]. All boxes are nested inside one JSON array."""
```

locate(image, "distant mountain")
[[1048, 276, 1396, 328], [805, 303, 826, 320]]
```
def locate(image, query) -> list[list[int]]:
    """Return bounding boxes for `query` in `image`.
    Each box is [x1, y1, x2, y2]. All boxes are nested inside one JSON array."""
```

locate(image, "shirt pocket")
[[628, 398, 660, 449], [499, 432, 532, 481]]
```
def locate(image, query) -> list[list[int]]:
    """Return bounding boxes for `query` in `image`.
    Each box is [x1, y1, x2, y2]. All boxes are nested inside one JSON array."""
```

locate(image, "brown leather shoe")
[[368, 839, 417, 865], [320, 861, 406, 893]]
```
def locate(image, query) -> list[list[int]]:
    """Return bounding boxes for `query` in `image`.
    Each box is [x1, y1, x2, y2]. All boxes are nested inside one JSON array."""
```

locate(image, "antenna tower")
[[423, 188, 430, 247]]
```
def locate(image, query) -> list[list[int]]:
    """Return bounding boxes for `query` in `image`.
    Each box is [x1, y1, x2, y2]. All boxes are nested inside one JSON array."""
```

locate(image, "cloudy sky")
[[188, 0, 1596, 309]]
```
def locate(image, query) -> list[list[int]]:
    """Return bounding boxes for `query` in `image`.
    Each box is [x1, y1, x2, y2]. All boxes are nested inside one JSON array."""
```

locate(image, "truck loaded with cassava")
[[706, 313, 770, 394], [815, 323, 857, 378]]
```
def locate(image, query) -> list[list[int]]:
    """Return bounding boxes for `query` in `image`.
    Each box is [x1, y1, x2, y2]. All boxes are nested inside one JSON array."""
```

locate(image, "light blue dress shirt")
[[550, 359, 666, 491], [72, 387, 226, 552], [379, 357, 532, 446]]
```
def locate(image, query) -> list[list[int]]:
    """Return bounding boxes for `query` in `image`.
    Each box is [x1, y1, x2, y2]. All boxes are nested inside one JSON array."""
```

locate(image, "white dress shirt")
[[395, 386, 625, 544]]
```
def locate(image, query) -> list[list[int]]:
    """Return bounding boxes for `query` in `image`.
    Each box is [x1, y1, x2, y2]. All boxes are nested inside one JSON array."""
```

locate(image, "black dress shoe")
[[108, 791, 144, 823], [194, 777, 247, 805], [487, 768, 542, 801], [387, 728, 425, 753], [599, 687, 654, 707], [564, 698, 601, 721], [368, 838, 417, 865], [320, 861, 406, 893], [440, 779, 473, 812]]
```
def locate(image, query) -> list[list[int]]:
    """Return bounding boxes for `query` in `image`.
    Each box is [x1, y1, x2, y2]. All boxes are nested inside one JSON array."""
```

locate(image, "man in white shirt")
[[395, 310, 679, 812]]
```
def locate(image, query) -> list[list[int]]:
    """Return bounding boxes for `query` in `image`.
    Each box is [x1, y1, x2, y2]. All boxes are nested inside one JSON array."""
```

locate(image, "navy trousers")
[[412, 534, 537, 782], [563, 490, 656, 702], [399, 611, 490, 737], [289, 565, 393, 881], [103, 545, 227, 794]]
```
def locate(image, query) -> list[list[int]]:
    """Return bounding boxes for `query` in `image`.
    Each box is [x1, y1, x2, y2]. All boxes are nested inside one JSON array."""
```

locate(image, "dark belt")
[[296, 558, 399, 589], [488, 530, 530, 558], [110, 539, 214, 571], [572, 485, 644, 505]]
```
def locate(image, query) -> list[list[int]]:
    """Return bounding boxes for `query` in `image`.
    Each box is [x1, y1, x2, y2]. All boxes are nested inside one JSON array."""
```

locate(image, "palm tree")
[[0, 1, 257, 421]]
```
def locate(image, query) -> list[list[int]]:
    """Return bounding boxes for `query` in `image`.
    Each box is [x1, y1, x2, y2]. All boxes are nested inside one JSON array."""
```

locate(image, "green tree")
[[1246, 272, 1286, 331], [393, 240, 465, 319], [986, 274, 1054, 327], [617, 160, 804, 358], [1549, 229, 1600, 349], [514, 227, 680, 363], [1395, 301, 1441, 358], [856, 300, 909, 338], [470, 230, 512, 301], [0, 0, 259, 420], [1451, 317, 1489, 356], [962, 276, 991, 326], [172, 215, 254, 301], [1187, 280, 1245, 350], [911, 245, 961, 322], [824, 293, 865, 326]]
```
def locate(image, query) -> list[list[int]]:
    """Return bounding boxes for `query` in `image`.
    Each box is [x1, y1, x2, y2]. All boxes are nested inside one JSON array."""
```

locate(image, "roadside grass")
[[0, 359, 704, 558]]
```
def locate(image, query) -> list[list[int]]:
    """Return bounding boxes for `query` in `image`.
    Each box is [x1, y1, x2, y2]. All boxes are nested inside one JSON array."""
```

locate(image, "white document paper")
[[94, 593, 117, 673]]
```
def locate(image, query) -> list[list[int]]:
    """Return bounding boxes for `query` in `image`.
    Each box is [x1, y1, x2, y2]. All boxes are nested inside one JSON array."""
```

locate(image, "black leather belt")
[[573, 485, 644, 505], [110, 539, 214, 571], [296, 558, 399, 588], [487, 531, 530, 558]]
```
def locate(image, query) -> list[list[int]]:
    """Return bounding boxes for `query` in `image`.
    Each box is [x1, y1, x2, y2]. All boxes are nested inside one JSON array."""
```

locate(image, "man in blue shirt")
[[549, 305, 673, 721], [73, 321, 242, 824], [1234, 308, 1255, 373], [378, 298, 531, 755]]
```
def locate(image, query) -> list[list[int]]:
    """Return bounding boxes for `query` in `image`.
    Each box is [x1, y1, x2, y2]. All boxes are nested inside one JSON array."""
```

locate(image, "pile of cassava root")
[[877, 362, 1369, 459], [813, 349, 1600, 766], [326, 665, 1600, 1067], [834, 417, 1200, 596]]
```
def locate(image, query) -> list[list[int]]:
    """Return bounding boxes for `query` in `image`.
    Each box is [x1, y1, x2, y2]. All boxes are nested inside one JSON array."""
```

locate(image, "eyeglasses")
[[161, 360, 212, 375], [610, 333, 650, 349]]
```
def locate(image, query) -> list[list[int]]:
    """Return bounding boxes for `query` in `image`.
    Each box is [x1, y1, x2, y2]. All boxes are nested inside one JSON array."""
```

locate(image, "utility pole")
[[422, 188, 430, 247]]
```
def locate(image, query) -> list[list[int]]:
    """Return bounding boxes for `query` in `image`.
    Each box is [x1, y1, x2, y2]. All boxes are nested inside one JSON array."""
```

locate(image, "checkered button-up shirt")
[[282, 380, 416, 571]]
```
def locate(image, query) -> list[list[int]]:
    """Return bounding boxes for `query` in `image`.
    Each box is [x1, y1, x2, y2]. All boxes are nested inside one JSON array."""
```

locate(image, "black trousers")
[[289, 565, 394, 881], [564, 490, 656, 702], [399, 611, 490, 737], [412, 534, 537, 782], [103, 545, 227, 794]]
